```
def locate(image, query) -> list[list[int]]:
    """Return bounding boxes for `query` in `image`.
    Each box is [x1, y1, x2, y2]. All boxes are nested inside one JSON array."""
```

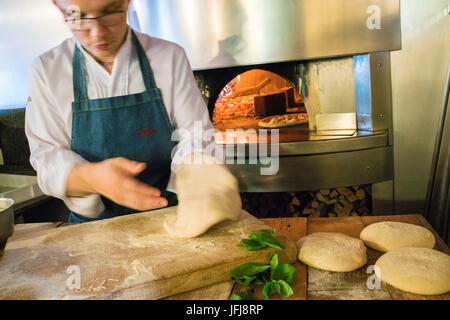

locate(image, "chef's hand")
[[66, 157, 168, 211]]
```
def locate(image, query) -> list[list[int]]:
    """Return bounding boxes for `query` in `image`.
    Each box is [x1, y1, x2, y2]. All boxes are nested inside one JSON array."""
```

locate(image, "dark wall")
[[0, 108, 35, 174], [0, 108, 69, 222]]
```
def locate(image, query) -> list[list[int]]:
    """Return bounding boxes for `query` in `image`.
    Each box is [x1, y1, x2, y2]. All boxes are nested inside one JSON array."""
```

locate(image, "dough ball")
[[297, 232, 367, 272], [375, 247, 450, 295], [164, 153, 242, 238], [360, 221, 435, 252]]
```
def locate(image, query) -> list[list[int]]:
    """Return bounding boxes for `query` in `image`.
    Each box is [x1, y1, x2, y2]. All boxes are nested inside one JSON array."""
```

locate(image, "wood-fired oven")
[[129, 0, 401, 217]]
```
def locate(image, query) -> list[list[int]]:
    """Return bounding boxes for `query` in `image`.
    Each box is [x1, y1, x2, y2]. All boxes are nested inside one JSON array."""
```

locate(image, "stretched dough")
[[297, 232, 367, 272], [360, 221, 435, 252], [164, 153, 242, 238], [375, 247, 450, 295]]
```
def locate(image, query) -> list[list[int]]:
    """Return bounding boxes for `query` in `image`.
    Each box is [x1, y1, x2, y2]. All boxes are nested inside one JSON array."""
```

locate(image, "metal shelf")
[[222, 130, 393, 192], [220, 130, 389, 158]]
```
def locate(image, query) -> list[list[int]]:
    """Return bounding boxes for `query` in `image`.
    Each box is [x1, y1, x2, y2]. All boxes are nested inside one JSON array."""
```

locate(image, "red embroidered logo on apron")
[[135, 127, 158, 139]]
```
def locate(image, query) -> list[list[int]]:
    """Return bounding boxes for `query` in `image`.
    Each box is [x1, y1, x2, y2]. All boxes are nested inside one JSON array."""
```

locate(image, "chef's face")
[[54, 0, 130, 61]]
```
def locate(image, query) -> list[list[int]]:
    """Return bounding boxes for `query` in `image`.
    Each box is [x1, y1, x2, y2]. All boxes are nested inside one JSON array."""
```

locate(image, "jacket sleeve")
[[25, 57, 105, 218], [169, 46, 224, 175]]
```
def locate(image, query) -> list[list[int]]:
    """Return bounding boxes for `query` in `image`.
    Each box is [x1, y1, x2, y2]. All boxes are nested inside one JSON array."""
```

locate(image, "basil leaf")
[[249, 230, 285, 250], [271, 264, 297, 284], [270, 253, 279, 281], [270, 253, 279, 270], [248, 229, 275, 240], [275, 280, 294, 298], [230, 291, 256, 300], [235, 275, 257, 286], [255, 269, 271, 285], [230, 263, 270, 284], [262, 282, 274, 300], [274, 281, 281, 296], [251, 229, 276, 236], [239, 239, 267, 251]]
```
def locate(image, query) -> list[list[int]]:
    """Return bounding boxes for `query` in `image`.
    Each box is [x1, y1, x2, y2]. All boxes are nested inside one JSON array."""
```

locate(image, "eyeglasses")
[[65, 11, 126, 31]]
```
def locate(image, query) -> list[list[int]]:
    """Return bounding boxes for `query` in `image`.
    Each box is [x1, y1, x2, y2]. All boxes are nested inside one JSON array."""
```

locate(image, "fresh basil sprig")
[[231, 229, 295, 300], [229, 290, 256, 300], [230, 263, 270, 286], [262, 253, 296, 300], [239, 229, 285, 251], [230, 253, 296, 300]]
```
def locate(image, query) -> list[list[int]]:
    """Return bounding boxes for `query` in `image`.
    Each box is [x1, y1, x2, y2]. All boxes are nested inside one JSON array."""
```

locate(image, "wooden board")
[[0, 207, 297, 300], [306, 215, 450, 300], [3, 214, 448, 300], [164, 281, 234, 300], [2, 223, 236, 301]]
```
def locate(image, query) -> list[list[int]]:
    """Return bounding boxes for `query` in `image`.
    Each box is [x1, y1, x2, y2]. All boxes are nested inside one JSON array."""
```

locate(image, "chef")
[[25, 0, 215, 223]]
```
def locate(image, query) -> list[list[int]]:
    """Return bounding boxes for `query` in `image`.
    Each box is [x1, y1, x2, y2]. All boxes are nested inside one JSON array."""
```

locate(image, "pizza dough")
[[360, 221, 435, 252], [258, 113, 308, 128], [375, 247, 450, 295], [297, 232, 367, 272], [163, 153, 242, 238]]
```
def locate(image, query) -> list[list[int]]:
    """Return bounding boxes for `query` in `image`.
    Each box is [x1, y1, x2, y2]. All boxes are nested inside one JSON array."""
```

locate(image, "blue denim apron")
[[68, 31, 178, 223]]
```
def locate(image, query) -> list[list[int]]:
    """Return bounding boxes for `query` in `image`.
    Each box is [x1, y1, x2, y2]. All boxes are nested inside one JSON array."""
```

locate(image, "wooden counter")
[[1, 214, 449, 300]]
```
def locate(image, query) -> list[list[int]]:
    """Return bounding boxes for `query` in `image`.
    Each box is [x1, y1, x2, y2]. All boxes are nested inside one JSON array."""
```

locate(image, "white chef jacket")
[[25, 28, 215, 218]]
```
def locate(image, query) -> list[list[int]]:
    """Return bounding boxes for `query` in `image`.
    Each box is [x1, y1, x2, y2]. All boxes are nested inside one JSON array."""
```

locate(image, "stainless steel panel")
[[354, 54, 372, 130], [369, 52, 394, 145], [0, 174, 45, 210], [372, 180, 394, 215], [312, 130, 356, 137], [316, 113, 357, 131], [227, 146, 394, 192], [130, 0, 401, 70], [354, 52, 394, 145], [222, 130, 389, 157], [303, 57, 358, 130]]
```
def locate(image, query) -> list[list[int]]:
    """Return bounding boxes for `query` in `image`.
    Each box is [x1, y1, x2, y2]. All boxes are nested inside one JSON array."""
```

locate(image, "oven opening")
[[212, 69, 306, 132]]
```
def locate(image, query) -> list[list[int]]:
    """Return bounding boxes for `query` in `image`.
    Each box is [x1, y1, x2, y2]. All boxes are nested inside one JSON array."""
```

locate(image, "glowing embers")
[[212, 69, 304, 128]]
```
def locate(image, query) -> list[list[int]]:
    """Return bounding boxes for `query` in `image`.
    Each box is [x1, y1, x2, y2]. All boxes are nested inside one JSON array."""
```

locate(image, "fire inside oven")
[[212, 69, 307, 141]]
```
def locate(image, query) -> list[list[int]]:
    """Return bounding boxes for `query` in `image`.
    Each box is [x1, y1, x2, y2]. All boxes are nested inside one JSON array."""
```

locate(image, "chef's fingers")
[[129, 195, 168, 211], [111, 157, 147, 176], [120, 176, 162, 198], [115, 192, 168, 211], [96, 158, 168, 210]]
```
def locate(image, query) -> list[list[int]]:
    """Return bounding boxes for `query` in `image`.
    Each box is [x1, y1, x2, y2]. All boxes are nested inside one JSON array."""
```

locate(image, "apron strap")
[[72, 29, 158, 102], [131, 30, 158, 91], [72, 44, 89, 101]]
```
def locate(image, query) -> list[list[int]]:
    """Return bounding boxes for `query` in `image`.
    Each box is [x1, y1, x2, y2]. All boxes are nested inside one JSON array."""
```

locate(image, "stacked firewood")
[[298, 186, 372, 218], [241, 185, 372, 219], [241, 192, 295, 219]]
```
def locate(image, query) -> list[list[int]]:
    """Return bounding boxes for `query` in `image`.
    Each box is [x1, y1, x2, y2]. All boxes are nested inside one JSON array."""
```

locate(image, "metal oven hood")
[[129, 0, 401, 70]]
